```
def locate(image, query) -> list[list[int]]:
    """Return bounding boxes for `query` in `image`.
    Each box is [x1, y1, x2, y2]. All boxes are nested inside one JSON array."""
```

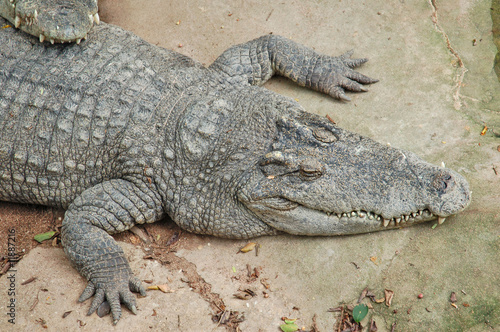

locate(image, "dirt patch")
[[0, 202, 64, 268], [0, 201, 243, 331]]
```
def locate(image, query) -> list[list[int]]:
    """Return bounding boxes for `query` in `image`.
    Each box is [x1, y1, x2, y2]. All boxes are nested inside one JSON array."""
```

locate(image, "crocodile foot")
[[0, 0, 99, 43], [79, 273, 146, 324]]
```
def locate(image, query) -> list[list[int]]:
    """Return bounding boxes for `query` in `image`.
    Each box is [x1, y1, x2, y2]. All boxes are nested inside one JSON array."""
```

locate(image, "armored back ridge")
[[0, 15, 470, 324]]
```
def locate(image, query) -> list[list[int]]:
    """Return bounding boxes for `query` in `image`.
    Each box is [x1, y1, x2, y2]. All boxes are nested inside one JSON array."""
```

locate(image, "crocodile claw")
[[322, 51, 378, 101], [78, 275, 145, 323]]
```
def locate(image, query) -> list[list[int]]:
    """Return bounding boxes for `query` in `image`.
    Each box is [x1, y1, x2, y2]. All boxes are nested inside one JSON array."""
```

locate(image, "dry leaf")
[[158, 284, 175, 293], [233, 292, 252, 300], [384, 289, 394, 307], [240, 242, 257, 253], [358, 287, 368, 303]]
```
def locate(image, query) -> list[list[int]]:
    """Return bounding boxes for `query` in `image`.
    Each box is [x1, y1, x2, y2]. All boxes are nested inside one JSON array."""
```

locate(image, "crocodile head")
[[237, 113, 471, 235]]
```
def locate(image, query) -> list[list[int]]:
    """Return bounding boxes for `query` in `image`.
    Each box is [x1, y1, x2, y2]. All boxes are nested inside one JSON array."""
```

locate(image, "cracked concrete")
[[0, 0, 499, 331]]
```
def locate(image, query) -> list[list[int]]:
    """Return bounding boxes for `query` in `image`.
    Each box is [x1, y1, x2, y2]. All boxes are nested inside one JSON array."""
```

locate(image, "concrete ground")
[[0, 0, 499, 331]]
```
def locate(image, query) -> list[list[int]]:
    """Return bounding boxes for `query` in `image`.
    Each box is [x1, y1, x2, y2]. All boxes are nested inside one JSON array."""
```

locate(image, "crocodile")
[[0, 0, 99, 43], [0, 16, 471, 324]]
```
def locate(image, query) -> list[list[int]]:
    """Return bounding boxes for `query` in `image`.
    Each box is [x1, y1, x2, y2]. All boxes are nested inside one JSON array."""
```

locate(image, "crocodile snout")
[[429, 169, 471, 217]]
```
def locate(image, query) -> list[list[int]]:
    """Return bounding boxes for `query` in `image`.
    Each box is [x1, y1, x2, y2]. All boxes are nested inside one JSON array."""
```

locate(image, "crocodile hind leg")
[[0, 0, 99, 43], [209, 34, 378, 101], [61, 179, 164, 324]]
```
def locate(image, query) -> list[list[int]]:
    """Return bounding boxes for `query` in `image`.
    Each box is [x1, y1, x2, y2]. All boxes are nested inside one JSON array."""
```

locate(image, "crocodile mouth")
[[255, 197, 446, 232]]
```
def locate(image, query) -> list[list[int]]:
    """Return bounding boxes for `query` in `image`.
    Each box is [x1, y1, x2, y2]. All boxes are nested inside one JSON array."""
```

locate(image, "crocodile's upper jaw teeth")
[[438, 216, 446, 225]]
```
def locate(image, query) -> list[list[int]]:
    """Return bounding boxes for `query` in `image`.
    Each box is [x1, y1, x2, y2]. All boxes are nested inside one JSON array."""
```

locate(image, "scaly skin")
[[0, 0, 99, 43], [0, 17, 470, 324]]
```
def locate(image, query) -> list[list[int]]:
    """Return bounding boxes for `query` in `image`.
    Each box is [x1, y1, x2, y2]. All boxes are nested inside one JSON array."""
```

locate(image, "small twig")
[[266, 9, 274, 21]]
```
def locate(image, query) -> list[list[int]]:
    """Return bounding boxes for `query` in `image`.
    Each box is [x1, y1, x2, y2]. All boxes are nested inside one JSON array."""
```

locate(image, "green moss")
[[442, 299, 500, 331]]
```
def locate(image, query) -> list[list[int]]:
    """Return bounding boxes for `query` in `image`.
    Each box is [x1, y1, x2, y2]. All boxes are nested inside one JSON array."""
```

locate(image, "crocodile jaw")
[[245, 197, 457, 235]]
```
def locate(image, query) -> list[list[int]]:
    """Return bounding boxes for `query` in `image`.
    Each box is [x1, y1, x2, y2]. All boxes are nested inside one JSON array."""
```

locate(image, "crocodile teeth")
[[34, 9, 38, 19], [14, 15, 21, 28], [50, 39, 54, 44], [76, 38, 82, 44], [39, 34, 45, 43], [395, 218, 401, 225], [383, 219, 390, 227], [93, 13, 100, 25], [438, 216, 446, 225]]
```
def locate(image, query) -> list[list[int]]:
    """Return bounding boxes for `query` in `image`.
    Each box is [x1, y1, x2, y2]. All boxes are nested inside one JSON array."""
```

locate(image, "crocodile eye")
[[312, 127, 337, 143]]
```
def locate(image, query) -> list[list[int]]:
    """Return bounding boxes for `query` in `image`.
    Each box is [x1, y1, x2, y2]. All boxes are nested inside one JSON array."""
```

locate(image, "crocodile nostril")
[[432, 172, 454, 193]]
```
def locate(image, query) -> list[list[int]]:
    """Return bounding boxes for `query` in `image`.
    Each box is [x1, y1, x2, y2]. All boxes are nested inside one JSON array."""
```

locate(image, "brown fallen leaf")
[[366, 290, 377, 301], [451, 303, 458, 309], [384, 289, 394, 307], [450, 292, 457, 303], [370, 318, 378, 331], [370, 256, 379, 265], [21, 276, 37, 285], [260, 278, 270, 289], [358, 287, 369, 303], [62, 311, 72, 318], [327, 306, 343, 312], [158, 284, 174, 293], [375, 298, 385, 304], [233, 291, 253, 300]]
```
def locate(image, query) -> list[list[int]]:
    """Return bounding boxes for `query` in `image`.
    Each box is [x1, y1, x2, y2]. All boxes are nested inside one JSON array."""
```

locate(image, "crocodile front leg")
[[61, 179, 163, 324], [209, 34, 378, 101]]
